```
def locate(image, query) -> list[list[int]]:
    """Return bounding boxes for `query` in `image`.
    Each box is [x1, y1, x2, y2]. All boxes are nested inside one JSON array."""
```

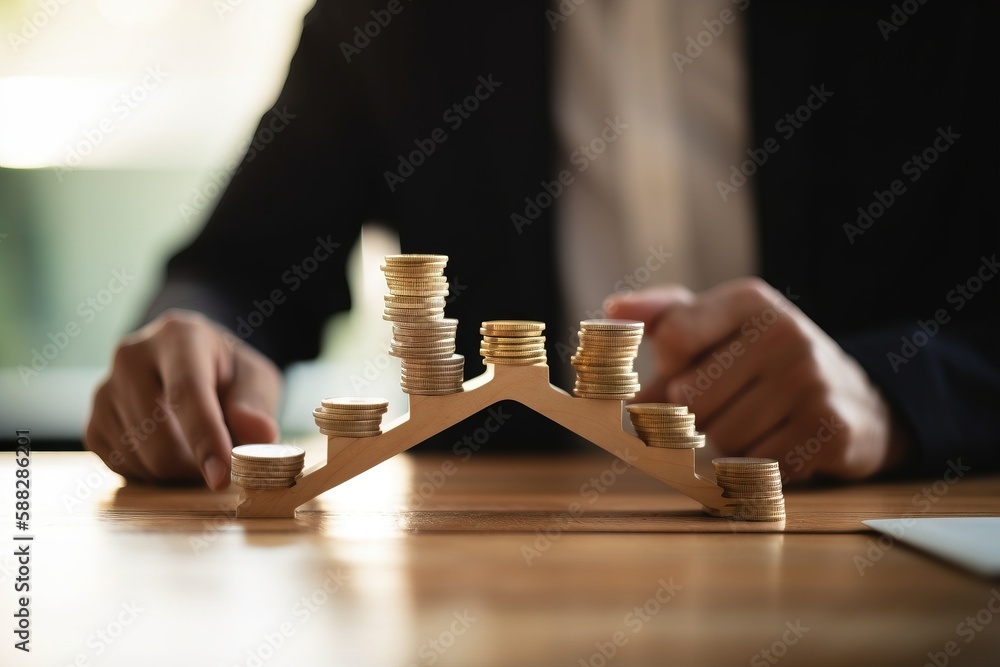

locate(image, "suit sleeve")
[[146, 2, 380, 368], [839, 316, 1000, 475]]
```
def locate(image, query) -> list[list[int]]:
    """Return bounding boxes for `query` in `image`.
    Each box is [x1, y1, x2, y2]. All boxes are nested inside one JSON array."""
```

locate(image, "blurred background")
[[0, 0, 408, 447]]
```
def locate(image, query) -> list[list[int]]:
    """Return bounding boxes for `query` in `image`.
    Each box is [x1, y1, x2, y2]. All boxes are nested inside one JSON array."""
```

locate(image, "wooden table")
[[4, 448, 999, 667]]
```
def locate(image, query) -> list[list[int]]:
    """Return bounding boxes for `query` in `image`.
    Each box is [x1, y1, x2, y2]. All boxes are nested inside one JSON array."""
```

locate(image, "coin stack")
[[230, 444, 305, 489], [480, 320, 547, 366], [571, 319, 643, 399], [626, 403, 706, 449], [381, 254, 464, 395], [712, 457, 786, 522], [313, 397, 388, 437]]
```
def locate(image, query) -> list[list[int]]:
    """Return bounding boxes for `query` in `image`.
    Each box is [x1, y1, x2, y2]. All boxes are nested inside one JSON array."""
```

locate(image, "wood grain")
[[3, 449, 999, 667]]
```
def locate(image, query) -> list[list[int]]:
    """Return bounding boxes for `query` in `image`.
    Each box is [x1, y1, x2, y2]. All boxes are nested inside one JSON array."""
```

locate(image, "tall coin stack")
[[480, 321, 547, 366], [712, 457, 786, 522], [230, 444, 305, 489], [313, 397, 388, 437], [626, 403, 706, 449], [381, 254, 464, 395], [571, 319, 643, 399]]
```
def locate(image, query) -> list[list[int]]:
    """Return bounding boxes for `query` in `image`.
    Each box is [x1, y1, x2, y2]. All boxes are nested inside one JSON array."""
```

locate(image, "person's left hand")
[[605, 278, 911, 482]]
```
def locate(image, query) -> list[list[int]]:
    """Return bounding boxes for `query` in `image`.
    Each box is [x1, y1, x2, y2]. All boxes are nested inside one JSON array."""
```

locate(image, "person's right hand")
[[85, 310, 282, 490]]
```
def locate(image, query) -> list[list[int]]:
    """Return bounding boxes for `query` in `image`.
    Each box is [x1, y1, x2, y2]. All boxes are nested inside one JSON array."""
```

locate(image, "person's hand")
[[85, 310, 282, 489], [605, 278, 910, 482]]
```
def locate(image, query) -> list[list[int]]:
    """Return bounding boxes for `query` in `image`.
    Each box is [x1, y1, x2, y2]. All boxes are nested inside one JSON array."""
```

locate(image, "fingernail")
[[203, 455, 228, 490]]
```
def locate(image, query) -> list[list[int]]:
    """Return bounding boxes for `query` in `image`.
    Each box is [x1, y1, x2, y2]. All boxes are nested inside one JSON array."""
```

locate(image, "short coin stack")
[[712, 457, 786, 522], [480, 321, 547, 366], [572, 319, 643, 399], [626, 403, 705, 449], [313, 397, 388, 437], [230, 444, 305, 489], [381, 254, 464, 395]]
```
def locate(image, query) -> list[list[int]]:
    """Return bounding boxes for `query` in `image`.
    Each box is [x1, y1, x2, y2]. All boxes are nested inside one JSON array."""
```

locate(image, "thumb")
[[604, 285, 695, 329], [220, 343, 282, 446]]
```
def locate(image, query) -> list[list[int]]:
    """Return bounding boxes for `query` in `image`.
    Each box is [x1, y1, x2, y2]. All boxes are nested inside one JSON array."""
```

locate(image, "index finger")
[[653, 277, 794, 377], [157, 327, 234, 490]]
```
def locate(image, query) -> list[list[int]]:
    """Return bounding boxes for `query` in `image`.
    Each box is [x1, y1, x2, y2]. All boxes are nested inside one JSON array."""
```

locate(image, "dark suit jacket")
[[153, 1, 999, 473]]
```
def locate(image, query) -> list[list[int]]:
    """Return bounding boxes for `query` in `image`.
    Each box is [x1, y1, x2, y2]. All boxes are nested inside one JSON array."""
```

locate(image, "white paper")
[[863, 517, 1000, 578]]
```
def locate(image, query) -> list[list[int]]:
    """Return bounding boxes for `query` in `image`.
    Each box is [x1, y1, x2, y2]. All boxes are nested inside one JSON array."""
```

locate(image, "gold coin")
[[314, 418, 383, 431], [382, 254, 448, 264], [483, 355, 547, 366], [230, 444, 304, 464], [640, 435, 706, 449], [481, 348, 546, 358], [577, 370, 639, 381], [392, 332, 455, 342], [384, 295, 447, 307], [319, 428, 382, 438], [722, 490, 784, 500], [390, 350, 455, 360], [578, 332, 644, 342], [315, 409, 387, 421], [321, 397, 390, 410], [313, 408, 385, 422], [231, 463, 303, 476], [712, 457, 779, 467], [402, 387, 464, 396], [393, 318, 457, 330], [572, 363, 636, 374], [482, 335, 546, 344], [626, 403, 689, 416], [574, 391, 635, 400], [381, 269, 446, 280], [480, 320, 545, 334], [572, 351, 639, 362], [579, 319, 644, 331], [401, 353, 464, 367]]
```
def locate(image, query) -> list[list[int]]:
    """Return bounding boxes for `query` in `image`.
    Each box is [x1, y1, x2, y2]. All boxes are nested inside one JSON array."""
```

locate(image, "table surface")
[[3, 447, 999, 667]]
